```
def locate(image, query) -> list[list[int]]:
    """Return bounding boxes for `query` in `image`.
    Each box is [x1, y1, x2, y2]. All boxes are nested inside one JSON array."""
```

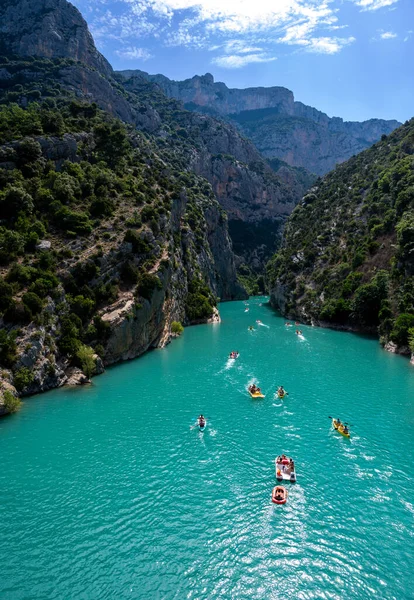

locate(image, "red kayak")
[[272, 486, 288, 504]]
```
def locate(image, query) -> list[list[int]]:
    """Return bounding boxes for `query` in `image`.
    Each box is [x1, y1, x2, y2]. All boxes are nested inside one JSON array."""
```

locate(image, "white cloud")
[[115, 46, 153, 60], [78, 0, 393, 63], [380, 31, 397, 39], [350, 0, 399, 10], [212, 53, 276, 68], [305, 36, 356, 53]]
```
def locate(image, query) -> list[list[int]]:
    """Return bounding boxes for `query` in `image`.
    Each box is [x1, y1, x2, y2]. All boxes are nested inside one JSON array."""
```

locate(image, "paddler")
[[198, 415, 205, 427]]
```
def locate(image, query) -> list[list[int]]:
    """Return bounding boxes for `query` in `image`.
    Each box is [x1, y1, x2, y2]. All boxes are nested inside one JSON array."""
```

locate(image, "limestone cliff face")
[[124, 70, 400, 176], [0, 124, 245, 404], [121, 75, 297, 267], [0, 0, 112, 77], [120, 71, 295, 116]]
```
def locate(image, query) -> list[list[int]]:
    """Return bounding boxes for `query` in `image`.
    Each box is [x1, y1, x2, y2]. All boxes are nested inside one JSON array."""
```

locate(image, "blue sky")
[[71, 0, 413, 123]]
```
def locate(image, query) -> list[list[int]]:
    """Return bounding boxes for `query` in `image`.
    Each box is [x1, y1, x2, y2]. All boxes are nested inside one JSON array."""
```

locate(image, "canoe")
[[249, 390, 265, 398], [275, 457, 296, 482], [272, 486, 288, 504], [332, 419, 350, 438]]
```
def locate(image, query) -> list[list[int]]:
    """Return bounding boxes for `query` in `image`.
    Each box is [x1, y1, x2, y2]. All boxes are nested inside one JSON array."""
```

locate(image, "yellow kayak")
[[249, 390, 265, 398], [333, 419, 350, 438]]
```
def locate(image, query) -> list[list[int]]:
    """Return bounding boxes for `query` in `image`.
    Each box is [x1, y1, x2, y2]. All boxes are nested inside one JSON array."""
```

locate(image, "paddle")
[[329, 417, 352, 430]]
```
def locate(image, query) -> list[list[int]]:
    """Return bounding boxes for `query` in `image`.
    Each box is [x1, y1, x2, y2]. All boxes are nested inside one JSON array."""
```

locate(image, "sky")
[[71, 0, 414, 123]]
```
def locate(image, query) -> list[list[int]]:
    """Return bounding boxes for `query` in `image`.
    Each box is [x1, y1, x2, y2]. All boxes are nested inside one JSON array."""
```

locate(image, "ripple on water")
[[1, 299, 414, 599]]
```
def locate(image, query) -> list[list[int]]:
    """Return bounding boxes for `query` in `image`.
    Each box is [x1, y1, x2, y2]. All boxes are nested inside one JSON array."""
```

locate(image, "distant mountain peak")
[[118, 69, 401, 175]]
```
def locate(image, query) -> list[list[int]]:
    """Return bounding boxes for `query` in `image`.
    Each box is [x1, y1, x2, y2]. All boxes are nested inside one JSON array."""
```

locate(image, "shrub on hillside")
[[171, 321, 184, 335], [76, 345, 96, 379], [3, 390, 21, 413], [390, 313, 414, 346], [136, 273, 162, 300], [13, 367, 34, 392]]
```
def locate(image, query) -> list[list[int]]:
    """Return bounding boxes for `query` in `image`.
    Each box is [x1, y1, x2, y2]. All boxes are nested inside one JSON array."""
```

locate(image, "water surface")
[[1, 298, 414, 599]]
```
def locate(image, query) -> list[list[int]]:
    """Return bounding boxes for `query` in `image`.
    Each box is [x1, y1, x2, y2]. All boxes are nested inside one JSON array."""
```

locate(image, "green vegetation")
[[171, 321, 184, 335], [267, 119, 414, 350], [76, 345, 96, 380], [185, 279, 216, 321], [0, 57, 234, 397], [237, 264, 265, 296], [2, 390, 21, 413], [13, 367, 34, 392]]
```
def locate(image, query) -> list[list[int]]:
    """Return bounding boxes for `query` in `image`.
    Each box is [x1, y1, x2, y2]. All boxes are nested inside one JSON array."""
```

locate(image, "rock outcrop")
[[120, 75, 299, 267], [0, 0, 112, 77], [124, 70, 400, 176]]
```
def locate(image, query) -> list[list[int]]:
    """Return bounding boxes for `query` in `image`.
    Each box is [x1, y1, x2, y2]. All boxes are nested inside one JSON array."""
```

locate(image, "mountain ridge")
[[119, 70, 400, 175]]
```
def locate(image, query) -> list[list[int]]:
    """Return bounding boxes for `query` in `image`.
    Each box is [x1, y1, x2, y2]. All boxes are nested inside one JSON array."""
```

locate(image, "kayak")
[[332, 419, 350, 438], [275, 456, 296, 482], [249, 390, 265, 398], [272, 486, 288, 504]]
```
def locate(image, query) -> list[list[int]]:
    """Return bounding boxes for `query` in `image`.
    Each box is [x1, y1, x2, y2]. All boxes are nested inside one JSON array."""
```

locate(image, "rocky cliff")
[[0, 0, 302, 274], [0, 100, 245, 414], [267, 119, 414, 359], [124, 71, 400, 176], [0, 0, 112, 77], [118, 74, 299, 269]]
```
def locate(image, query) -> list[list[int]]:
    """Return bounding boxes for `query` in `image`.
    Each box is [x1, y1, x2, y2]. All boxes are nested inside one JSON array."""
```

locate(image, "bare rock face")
[[0, 0, 112, 77], [125, 70, 400, 176], [120, 71, 295, 116]]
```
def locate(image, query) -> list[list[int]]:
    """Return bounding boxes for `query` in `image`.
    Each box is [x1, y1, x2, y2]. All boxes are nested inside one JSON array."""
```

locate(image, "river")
[[1, 298, 414, 599]]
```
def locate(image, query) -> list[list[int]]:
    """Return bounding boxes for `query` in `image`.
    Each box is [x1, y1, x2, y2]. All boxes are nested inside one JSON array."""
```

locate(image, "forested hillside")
[[268, 120, 414, 355], [0, 64, 245, 409]]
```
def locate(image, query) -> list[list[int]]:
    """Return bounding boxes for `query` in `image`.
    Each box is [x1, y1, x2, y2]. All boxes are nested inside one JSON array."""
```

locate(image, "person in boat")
[[275, 489, 283, 500], [336, 418, 341, 427], [278, 386, 285, 396], [343, 425, 349, 435], [249, 384, 257, 393], [198, 415, 206, 427], [289, 458, 295, 473]]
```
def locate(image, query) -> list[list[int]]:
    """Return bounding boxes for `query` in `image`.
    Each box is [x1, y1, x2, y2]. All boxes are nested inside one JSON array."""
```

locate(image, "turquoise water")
[[1, 298, 414, 600]]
